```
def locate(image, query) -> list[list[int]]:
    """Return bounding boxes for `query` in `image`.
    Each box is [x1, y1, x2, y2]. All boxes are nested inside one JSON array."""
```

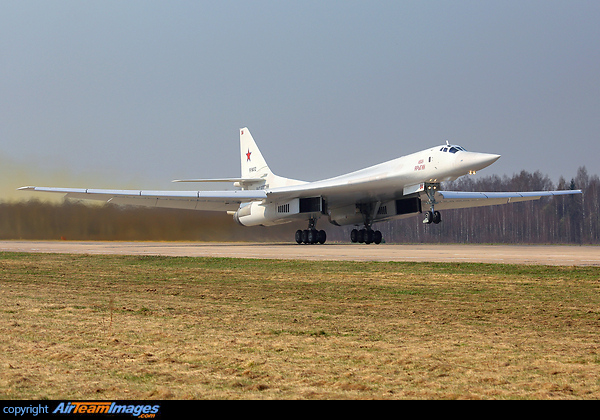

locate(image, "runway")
[[0, 240, 598, 266]]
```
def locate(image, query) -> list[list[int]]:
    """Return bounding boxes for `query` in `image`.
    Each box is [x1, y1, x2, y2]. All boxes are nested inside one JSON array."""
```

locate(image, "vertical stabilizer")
[[240, 128, 271, 181], [239, 127, 307, 189]]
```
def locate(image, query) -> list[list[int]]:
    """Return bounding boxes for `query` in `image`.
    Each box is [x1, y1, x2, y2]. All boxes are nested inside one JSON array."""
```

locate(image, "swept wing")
[[432, 189, 581, 211], [18, 186, 267, 212]]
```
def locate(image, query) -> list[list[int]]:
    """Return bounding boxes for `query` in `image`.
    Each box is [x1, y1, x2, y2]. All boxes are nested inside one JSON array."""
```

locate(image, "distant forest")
[[1, 167, 598, 244], [370, 167, 599, 244]]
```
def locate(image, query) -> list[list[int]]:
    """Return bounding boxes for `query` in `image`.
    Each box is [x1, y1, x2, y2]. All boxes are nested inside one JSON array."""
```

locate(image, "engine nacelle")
[[233, 202, 270, 226], [233, 197, 325, 227]]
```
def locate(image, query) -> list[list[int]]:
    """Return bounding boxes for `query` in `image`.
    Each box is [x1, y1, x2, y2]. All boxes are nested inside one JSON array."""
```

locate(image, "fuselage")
[[236, 144, 501, 228], [268, 144, 500, 206]]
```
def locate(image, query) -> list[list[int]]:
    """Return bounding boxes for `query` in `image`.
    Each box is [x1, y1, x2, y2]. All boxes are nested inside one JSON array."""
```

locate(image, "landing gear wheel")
[[364, 229, 374, 244], [317, 230, 327, 244], [350, 228, 383, 244], [296, 218, 326, 244], [373, 230, 382, 244], [301, 229, 309, 244], [424, 211, 433, 224], [424, 210, 442, 224], [357, 229, 365, 243], [295, 216, 326, 244]]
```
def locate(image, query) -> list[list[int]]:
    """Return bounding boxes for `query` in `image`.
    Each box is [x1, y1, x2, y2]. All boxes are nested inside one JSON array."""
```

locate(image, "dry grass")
[[1, 252, 600, 399]]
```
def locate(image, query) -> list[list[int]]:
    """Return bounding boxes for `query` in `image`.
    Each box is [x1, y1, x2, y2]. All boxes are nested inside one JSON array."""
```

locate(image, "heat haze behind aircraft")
[[20, 128, 582, 244]]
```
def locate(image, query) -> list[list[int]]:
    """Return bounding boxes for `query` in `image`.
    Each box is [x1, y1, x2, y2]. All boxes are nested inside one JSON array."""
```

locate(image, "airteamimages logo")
[[52, 402, 160, 418]]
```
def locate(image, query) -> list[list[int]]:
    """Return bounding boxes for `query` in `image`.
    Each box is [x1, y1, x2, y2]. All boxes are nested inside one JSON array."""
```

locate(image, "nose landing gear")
[[423, 210, 442, 224], [423, 182, 442, 224]]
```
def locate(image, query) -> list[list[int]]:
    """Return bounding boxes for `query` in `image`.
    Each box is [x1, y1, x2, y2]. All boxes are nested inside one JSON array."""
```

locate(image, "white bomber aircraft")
[[20, 127, 582, 244]]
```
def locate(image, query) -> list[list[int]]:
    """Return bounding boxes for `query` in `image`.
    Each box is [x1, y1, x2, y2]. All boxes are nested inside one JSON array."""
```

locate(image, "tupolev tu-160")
[[20, 127, 582, 244]]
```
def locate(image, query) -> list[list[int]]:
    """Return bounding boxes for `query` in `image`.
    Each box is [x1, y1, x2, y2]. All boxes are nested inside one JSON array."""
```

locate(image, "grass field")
[[1, 252, 600, 399]]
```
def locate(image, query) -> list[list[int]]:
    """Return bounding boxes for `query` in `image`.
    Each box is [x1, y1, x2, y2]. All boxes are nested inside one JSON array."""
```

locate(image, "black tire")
[[302, 229, 309, 244], [357, 229, 365, 243], [373, 230, 382, 244], [350, 229, 358, 243], [364, 229, 373, 244], [318, 230, 327, 244], [424, 211, 433, 224], [307, 229, 318, 244], [295, 230, 303, 244]]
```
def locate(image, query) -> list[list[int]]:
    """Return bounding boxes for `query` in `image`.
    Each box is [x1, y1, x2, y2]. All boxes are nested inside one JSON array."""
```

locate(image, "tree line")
[[0, 167, 597, 244], [365, 166, 598, 244]]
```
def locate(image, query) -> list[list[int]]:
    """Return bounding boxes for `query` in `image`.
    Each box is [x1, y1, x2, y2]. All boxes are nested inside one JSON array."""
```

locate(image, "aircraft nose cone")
[[473, 153, 501, 170], [459, 152, 501, 172], [484, 153, 501, 166]]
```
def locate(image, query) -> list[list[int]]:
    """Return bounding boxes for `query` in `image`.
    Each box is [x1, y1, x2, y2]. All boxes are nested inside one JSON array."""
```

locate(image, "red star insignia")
[[246, 149, 251, 161]]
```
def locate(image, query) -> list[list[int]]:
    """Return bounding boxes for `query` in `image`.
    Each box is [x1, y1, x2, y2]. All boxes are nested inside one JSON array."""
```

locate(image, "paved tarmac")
[[0, 240, 598, 266]]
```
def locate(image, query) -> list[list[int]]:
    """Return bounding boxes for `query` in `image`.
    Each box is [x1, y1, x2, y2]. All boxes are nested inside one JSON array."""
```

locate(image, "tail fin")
[[239, 127, 307, 190], [240, 128, 272, 181]]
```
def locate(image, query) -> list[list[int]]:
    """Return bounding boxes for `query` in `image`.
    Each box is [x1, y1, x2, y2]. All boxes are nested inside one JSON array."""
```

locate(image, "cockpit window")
[[440, 145, 467, 153]]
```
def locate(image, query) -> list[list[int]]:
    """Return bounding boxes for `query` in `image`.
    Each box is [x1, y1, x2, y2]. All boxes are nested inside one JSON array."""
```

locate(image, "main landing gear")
[[350, 202, 384, 244], [350, 228, 383, 244], [295, 218, 327, 244]]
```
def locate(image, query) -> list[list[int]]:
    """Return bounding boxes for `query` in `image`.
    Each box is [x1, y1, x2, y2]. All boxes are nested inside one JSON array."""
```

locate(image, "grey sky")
[[2, 1, 599, 200]]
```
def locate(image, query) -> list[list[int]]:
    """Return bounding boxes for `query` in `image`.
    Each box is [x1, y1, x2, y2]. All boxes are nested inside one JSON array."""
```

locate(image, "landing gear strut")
[[295, 218, 326, 244], [423, 183, 442, 224]]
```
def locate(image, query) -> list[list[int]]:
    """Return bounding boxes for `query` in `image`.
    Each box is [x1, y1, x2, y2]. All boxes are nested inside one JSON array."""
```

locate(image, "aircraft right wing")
[[432, 189, 582, 211], [18, 186, 267, 212]]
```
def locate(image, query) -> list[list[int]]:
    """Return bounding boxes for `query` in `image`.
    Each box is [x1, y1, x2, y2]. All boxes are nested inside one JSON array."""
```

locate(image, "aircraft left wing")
[[432, 189, 582, 211], [18, 186, 267, 212]]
